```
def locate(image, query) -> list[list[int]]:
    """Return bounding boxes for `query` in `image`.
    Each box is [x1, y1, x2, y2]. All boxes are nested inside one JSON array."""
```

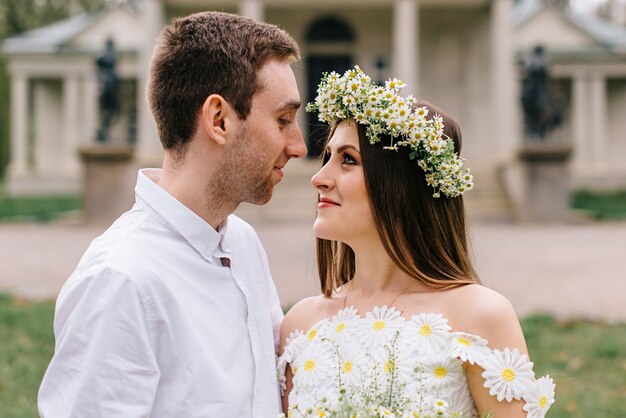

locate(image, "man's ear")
[[201, 94, 235, 146]]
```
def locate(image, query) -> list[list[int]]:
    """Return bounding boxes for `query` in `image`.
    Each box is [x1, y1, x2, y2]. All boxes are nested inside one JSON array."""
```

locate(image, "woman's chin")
[[312, 221, 335, 241]]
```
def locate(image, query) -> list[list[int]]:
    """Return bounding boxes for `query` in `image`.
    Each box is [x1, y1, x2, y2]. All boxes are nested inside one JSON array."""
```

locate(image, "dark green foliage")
[[571, 190, 626, 220], [0, 61, 9, 178]]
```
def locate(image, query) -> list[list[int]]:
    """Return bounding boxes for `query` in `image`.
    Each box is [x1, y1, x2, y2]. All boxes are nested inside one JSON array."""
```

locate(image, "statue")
[[95, 38, 120, 142], [520, 45, 564, 140]]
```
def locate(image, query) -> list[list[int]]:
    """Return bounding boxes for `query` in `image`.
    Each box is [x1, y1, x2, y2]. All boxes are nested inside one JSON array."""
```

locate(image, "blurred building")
[[1, 0, 625, 215]]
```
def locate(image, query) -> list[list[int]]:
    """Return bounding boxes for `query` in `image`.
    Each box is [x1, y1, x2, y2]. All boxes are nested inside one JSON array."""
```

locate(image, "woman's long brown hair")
[[317, 100, 479, 296]]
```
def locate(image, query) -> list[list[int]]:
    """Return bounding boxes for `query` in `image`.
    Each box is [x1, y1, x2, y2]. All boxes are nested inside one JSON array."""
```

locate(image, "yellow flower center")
[[307, 329, 317, 340], [457, 337, 471, 346], [501, 368, 515, 381], [384, 360, 395, 373], [539, 396, 547, 408], [304, 359, 316, 372], [420, 324, 432, 336], [343, 361, 353, 373], [335, 322, 346, 333], [373, 321, 386, 331], [433, 366, 447, 378]]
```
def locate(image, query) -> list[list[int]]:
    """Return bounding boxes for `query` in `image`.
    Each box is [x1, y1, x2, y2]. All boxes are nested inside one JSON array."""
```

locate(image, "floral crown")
[[305, 65, 474, 198]]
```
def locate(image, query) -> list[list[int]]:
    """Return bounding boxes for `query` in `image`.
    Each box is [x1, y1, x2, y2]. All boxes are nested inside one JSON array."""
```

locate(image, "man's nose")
[[288, 124, 307, 159]]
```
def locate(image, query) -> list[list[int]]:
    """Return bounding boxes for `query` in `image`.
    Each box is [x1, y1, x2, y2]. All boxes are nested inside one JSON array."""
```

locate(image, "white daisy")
[[286, 329, 304, 345], [420, 355, 464, 389], [370, 344, 415, 388], [337, 342, 368, 386], [448, 332, 490, 365], [432, 398, 449, 415], [328, 306, 360, 344], [357, 306, 404, 347], [305, 319, 329, 343], [404, 313, 451, 356], [292, 343, 333, 388], [523, 375, 556, 418], [277, 355, 289, 395], [444, 385, 477, 417], [481, 348, 536, 402]]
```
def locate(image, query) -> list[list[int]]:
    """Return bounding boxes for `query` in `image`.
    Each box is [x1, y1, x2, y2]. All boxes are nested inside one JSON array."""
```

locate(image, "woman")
[[278, 67, 555, 418]]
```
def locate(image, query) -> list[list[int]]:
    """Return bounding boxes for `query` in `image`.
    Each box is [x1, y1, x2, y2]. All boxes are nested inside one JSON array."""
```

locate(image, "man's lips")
[[272, 166, 284, 180]]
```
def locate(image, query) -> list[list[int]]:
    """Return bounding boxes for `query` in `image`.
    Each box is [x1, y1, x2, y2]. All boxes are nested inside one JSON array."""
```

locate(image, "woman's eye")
[[343, 153, 357, 165]]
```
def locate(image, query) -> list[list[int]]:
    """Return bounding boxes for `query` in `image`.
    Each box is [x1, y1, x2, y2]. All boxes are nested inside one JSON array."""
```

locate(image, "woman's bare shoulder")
[[446, 284, 527, 351], [280, 294, 340, 349]]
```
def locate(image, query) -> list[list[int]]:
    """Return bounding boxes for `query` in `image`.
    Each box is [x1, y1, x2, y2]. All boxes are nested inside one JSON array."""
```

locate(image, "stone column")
[[490, 0, 517, 158], [136, 0, 165, 167], [8, 73, 29, 176], [392, 0, 419, 96], [590, 72, 607, 166], [63, 74, 81, 175], [239, 0, 264, 21], [571, 72, 589, 167]]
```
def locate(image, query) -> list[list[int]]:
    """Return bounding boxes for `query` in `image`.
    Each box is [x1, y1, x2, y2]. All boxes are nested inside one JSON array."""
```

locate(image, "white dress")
[[278, 306, 555, 418]]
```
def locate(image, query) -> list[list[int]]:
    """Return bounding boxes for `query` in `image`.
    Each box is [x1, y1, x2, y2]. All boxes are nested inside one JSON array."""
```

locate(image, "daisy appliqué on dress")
[[279, 306, 555, 418]]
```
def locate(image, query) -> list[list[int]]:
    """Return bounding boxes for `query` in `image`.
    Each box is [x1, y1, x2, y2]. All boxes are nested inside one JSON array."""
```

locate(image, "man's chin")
[[247, 187, 273, 206]]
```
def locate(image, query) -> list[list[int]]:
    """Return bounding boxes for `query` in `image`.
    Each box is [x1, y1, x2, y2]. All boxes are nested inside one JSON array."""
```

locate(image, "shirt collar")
[[135, 168, 230, 258]]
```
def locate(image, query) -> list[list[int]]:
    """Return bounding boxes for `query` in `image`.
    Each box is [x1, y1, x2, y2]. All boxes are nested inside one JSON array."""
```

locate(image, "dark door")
[[306, 55, 352, 158]]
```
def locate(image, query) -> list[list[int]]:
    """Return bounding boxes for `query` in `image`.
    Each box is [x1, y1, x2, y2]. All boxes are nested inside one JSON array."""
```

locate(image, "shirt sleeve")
[[38, 267, 160, 417]]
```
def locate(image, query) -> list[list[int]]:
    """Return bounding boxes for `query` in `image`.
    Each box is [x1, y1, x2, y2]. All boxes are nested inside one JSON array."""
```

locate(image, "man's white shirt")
[[38, 169, 284, 417]]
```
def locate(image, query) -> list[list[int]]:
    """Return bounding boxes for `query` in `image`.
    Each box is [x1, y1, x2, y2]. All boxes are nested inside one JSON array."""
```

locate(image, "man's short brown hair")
[[147, 12, 300, 154]]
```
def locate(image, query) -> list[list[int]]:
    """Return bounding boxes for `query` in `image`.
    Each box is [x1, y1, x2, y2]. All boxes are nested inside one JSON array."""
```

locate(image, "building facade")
[[1, 0, 625, 201]]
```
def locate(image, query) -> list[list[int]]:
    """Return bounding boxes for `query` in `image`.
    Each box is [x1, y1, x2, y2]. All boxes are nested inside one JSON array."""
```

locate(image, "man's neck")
[[159, 161, 237, 230]]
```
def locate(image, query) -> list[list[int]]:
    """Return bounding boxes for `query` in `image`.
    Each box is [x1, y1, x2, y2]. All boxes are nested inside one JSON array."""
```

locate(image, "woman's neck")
[[349, 238, 413, 295]]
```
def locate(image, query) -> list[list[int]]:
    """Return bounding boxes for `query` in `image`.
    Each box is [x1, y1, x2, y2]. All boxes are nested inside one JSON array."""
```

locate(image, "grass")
[[0, 295, 624, 417], [571, 190, 626, 220], [0, 183, 81, 222], [0, 294, 55, 417], [522, 314, 626, 417]]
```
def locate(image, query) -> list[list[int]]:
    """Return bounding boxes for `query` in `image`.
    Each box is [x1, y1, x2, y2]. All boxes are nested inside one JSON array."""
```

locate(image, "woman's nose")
[[311, 163, 331, 191]]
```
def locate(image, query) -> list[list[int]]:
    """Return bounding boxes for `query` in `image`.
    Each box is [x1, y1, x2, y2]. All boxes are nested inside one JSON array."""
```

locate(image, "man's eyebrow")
[[277, 100, 301, 112]]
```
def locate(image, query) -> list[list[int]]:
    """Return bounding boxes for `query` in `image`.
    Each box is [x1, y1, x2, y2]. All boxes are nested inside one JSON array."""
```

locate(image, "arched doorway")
[[305, 16, 355, 158]]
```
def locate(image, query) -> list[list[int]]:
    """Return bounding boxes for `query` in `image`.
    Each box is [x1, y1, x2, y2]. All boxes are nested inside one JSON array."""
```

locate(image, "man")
[[38, 12, 306, 417]]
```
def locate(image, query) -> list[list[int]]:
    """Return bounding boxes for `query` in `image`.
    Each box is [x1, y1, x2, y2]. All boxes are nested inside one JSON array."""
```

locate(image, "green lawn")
[[0, 295, 624, 417], [0, 183, 81, 222]]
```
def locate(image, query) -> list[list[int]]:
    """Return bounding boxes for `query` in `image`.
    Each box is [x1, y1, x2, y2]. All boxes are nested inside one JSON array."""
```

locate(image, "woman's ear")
[[201, 94, 235, 146]]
